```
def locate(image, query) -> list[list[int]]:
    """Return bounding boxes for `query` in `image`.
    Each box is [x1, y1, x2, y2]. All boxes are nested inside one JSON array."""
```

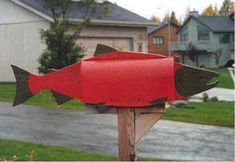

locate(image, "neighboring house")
[[148, 22, 179, 56], [171, 11, 234, 68], [0, 0, 153, 82]]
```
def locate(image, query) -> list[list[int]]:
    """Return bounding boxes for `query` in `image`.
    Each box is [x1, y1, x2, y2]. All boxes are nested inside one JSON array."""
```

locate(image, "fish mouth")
[[206, 77, 219, 89], [175, 66, 219, 97]]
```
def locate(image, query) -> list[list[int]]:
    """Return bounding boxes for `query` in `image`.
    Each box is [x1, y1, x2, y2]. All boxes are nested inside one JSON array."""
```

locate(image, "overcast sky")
[[108, 0, 228, 21]]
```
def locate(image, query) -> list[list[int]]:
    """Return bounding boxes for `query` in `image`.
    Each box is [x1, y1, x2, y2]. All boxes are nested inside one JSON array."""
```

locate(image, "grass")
[[0, 83, 84, 111], [0, 139, 162, 161], [0, 138, 117, 161], [163, 102, 234, 128], [211, 68, 234, 89]]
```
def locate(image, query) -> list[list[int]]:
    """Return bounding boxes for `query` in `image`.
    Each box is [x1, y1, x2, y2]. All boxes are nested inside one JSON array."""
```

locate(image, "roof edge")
[[11, 0, 53, 22], [149, 22, 179, 35], [70, 19, 156, 27], [110, 2, 151, 24], [177, 16, 192, 34], [177, 16, 213, 34]]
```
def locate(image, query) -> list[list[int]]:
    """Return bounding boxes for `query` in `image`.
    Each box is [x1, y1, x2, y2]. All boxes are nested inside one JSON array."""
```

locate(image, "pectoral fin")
[[150, 97, 168, 106], [95, 103, 110, 113], [84, 104, 116, 114], [51, 91, 73, 105]]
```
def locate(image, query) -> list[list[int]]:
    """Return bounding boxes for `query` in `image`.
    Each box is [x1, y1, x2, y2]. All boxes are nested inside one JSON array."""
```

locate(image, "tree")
[[188, 43, 197, 62], [201, 4, 219, 16], [150, 15, 161, 24], [38, 0, 110, 73], [214, 5, 219, 15], [178, 16, 183, 25], [170, 11, 179, 25], [162, 12, 170, 23], [162, 11, 179, 25], [219, 0, 234, 16], [183, 6, 191, 22], [214, 48, 222, 67]]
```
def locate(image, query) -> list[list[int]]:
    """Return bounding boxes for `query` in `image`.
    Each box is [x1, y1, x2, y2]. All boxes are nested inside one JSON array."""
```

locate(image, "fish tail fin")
[[11, 65, 33, 106]]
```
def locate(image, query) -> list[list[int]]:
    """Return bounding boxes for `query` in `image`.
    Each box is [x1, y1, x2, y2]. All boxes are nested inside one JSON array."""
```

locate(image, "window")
[[153, 36, 164, 45], [180, 27, 188, 41], [198, 25, 209, 41], [219, 33, 230, 44]]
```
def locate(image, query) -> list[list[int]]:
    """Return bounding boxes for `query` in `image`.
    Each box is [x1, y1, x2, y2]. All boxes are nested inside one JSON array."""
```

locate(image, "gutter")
[[69, 19, 156, 27], [11, 0, 53, 22]]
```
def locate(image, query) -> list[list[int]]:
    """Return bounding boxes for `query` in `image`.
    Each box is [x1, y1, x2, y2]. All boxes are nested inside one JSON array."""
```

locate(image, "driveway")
[[0, 102, 233, 161]]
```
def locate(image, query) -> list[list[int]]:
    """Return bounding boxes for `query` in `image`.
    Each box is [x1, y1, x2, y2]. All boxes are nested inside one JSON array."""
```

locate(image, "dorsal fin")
[[94, 44, 117, 56], [150, 97, 168, 106]]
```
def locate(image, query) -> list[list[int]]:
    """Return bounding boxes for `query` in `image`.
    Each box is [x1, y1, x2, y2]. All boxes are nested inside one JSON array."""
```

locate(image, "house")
[[171, 11, 234, 68], [148, 22, 179, 56], [0, 0, 153, 81]]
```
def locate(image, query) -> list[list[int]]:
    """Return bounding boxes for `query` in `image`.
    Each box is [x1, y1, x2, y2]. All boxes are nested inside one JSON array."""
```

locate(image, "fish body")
[[12, 44, 219, 107]]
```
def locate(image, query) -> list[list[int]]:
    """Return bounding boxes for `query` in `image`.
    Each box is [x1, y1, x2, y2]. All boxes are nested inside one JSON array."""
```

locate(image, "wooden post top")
[[117, 105, 165, 161]]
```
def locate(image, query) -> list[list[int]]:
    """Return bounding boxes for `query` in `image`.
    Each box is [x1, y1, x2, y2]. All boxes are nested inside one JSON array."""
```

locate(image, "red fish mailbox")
[[11, 44, 219, 161], [11, 44, 218, 107]]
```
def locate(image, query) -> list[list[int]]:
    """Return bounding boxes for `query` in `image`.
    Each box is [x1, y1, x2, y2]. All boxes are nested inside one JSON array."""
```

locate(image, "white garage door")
[[76, 37, 132, 57]]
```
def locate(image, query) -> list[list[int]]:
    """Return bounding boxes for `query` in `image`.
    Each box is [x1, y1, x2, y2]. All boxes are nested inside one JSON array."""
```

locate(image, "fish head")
[[175, 66, 219, 97]]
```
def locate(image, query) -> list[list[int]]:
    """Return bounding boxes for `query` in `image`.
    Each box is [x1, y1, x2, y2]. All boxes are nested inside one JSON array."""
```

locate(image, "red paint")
[[26, 51, 184, 107]]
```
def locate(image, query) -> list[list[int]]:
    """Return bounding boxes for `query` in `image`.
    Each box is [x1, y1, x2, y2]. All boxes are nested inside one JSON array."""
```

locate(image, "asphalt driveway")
[[0, 102, 233, 161]]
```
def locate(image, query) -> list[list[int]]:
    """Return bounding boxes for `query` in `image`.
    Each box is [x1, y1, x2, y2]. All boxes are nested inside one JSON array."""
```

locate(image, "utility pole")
[[168, 14, 171, 56]]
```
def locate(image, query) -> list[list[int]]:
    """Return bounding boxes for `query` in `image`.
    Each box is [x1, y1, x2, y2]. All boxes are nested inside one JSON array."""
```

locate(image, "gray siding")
[[0, 0, 49, 81]]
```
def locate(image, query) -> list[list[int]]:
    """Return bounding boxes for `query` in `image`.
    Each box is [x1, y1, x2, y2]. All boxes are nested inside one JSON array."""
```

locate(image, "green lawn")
[[0, 83, 84, 111], [0, 138, 117, 161], [0, 139, 162, 161], [212, 68, 234, 89], [163, 102, 234, 128]]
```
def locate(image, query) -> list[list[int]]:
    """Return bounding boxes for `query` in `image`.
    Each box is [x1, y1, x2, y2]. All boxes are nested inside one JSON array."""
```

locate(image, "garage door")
[[76, 37, 132, 57]]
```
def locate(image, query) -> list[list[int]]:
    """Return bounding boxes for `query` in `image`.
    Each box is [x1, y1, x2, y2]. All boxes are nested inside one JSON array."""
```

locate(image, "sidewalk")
[[192, 87, 234, 101], [0, 102, 233, 161]]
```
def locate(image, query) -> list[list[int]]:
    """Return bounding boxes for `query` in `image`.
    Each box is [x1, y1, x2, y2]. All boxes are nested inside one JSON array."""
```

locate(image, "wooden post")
[[117, 105, 165, 161], [117, 108, 136, 161]]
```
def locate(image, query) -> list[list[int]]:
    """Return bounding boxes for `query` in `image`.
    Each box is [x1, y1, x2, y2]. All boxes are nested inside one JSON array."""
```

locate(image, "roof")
[[178, 15, 234, 33], [12, 0, 153, 27], [198, 16, 234, 32], [147, 25, 159, 34], [147, 21, 179, 34]]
